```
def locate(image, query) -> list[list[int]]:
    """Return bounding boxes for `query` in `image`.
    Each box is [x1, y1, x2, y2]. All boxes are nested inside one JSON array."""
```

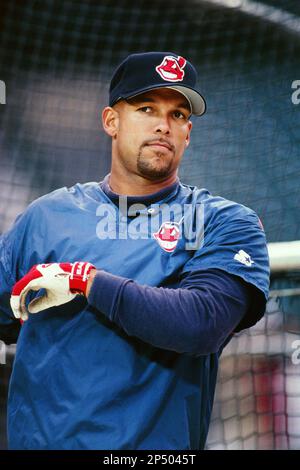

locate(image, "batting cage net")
[[0, 0, 299, 450], [207, 242, 300, 449]]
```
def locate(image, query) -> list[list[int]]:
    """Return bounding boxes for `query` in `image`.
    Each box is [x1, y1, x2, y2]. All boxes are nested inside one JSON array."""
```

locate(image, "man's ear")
[[102, 107, 119, 137], [185, 120, 193, 148]]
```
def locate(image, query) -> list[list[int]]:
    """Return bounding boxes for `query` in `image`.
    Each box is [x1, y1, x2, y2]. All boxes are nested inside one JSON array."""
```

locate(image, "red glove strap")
[[67, 262, 96, 295]]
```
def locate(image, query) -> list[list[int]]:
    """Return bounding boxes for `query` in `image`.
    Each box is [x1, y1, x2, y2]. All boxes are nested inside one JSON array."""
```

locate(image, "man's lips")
[[145, 140, 173, 151]]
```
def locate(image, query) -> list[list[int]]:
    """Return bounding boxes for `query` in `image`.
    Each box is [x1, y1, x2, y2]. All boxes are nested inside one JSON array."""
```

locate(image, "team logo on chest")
[[153, 221, 181, 253], [155, 55, 186, 82]]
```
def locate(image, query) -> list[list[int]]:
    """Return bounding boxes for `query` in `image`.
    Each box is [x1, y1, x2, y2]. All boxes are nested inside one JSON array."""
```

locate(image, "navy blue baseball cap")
[[109, 52, 206, 116]]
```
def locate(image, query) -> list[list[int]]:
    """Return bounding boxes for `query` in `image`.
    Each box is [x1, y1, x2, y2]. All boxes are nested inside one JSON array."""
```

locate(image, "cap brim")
[[167, 86, 206, 116], [119, 84, 206, 116]]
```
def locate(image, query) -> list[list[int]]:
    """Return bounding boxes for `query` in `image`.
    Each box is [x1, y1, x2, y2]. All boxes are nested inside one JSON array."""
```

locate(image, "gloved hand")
[[10, 262, 96, 321]]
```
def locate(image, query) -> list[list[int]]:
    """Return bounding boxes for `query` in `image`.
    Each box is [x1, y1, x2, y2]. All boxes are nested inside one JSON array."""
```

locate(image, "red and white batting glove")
[[10, 262, 96, 321]]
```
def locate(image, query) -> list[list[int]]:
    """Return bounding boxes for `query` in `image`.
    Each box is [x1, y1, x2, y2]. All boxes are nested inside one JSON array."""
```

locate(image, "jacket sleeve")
[[0, 204, 40, 344], [88, 267, 257, 355]]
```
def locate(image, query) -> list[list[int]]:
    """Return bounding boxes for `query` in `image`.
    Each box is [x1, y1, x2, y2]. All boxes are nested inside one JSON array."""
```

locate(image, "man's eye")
[[174, 111, 186, 119], [138, 106, 152, 113]]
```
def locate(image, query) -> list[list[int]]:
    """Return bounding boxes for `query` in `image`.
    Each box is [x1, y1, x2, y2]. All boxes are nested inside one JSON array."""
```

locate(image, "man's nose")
[[154, 115, 171, 134]]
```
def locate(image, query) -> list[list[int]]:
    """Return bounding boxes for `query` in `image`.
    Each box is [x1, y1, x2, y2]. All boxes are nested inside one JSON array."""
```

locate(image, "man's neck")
[[109, 168, 178, 196]]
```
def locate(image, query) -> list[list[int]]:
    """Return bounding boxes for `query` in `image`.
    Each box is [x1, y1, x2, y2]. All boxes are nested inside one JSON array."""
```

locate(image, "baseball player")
[[0, 52, 269, 450]]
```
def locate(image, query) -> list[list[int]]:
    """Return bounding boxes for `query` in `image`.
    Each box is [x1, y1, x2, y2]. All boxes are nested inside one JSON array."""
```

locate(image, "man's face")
[[103, 88, 193, 181]]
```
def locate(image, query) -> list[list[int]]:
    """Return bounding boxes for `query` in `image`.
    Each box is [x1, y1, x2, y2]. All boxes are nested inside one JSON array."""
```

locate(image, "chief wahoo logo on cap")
[[155, 55, 187, 82]]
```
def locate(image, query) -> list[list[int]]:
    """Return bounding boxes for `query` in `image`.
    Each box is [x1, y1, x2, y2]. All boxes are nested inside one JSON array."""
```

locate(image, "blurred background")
[[0, 0, 299, 449]]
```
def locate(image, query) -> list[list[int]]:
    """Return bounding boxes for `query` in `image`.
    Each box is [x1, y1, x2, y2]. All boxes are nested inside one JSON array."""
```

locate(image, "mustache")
[[142, 138, 175, 152]]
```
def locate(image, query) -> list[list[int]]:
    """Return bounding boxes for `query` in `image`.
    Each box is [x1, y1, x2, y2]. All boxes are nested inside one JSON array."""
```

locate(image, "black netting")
[[0, 0, 299, 450], [207, 294, 300, 449]]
